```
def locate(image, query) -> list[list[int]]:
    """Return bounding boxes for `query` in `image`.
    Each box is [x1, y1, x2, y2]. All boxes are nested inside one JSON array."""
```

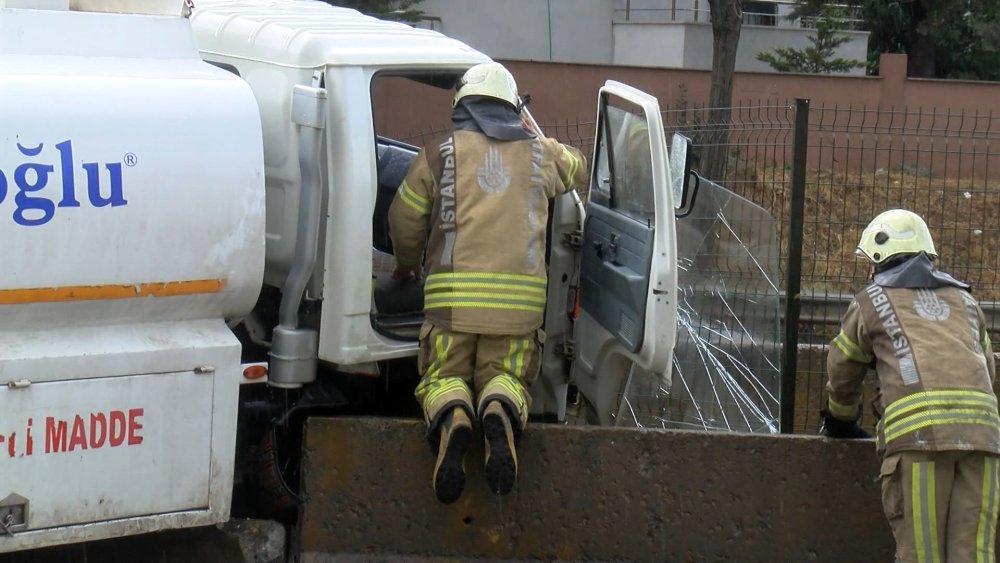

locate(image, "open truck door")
[[570, 81, 680, 425]]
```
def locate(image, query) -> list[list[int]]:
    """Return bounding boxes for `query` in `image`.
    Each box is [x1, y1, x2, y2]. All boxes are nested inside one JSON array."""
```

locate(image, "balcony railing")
[[613, 1, 864, 30]]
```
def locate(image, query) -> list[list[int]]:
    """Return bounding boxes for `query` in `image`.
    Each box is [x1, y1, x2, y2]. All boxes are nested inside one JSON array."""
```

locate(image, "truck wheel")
[[250, 426, 304, 520]]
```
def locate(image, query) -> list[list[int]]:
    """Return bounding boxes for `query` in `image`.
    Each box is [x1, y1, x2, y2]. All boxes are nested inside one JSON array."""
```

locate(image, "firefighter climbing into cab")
[[387, 61, 588, 504]]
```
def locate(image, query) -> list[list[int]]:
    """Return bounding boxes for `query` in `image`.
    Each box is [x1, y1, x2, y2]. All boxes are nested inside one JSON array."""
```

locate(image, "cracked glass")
[[613, 178, 782, 433]]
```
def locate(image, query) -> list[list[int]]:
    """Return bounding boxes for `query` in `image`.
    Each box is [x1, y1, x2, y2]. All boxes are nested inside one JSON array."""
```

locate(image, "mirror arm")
[[675, 171, 700, 219]]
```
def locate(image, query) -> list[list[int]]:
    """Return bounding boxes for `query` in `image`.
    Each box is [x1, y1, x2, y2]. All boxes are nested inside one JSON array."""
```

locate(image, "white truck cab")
[[188, 0, 688, 416], [0, 0, 692, 552]]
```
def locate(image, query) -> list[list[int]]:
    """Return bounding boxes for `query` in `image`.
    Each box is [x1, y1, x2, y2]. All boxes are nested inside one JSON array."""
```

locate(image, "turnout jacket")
[[388, 129, 587, 335], [826, 257, 999, 456]]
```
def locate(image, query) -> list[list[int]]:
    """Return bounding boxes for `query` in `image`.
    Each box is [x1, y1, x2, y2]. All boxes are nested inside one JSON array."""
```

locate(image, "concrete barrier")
[[299, 417, 894, 562]]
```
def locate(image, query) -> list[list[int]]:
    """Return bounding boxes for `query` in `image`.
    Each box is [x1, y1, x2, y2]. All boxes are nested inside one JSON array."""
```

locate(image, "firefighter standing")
[[388, 62, 588, 504], [824, 209, 1000, 562]]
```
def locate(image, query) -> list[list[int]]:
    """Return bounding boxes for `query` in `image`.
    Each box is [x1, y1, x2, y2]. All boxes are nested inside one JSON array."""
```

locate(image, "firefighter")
[[387, 62, 588, 504], [824, 208, 1000, 562]]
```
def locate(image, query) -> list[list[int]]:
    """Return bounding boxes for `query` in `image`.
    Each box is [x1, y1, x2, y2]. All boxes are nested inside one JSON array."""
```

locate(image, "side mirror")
[[669, 133, 699, 218]]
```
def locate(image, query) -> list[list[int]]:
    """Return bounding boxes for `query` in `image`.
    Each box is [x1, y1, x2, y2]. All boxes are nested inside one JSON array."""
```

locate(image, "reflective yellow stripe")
[[928, 464, 940, 562], [415, 333, 450, 394], [427, 272, 547, 285], [494, 375, 523, 398], [483, 373, 527, 416], [882, 390, 1000, 444], [885, 390, 998, 424], [500, 379, 526, 413], [913, 461, 925, 563], [424, 273, 548, 312], [885, 410, 1000, 444], [420, 380, 472, 419], [990, 457, 1000, 562], [977, 457, 999, 563], [832, 330, 871, 363], [886, 397, 999, 427], [0, 279, 225, 304], [399, 180, 430, 214], [418, 376, 465, 401], [424, 298, 545, 313], [435, 333, 450, 370], [425, 291, 545, 304], [827, 397, 859, 419], [505, 338, 520, 377], [425, 280, 547, 295], [913, 461, 940, 563], [561, 146, 580, 186], [504, 337, 530, 378]]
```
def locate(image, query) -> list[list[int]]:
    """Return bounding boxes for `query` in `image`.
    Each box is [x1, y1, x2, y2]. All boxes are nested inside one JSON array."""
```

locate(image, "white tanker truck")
[[0, 0, 708, 552]]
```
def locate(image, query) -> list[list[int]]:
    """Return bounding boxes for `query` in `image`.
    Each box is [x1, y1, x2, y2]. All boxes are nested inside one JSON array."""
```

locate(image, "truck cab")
[[189, 0, 685, 411]]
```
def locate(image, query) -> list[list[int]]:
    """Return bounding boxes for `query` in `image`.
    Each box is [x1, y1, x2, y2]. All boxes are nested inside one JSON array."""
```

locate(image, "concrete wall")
[[375, 54, 1000, 180], [739, 25, 868, 73], [299, 417, 895, 561], [417, 0, 868, 74], [379, 55, 1000, 144], [612, 22, 689, 68], [612, 21, 868, 74], [417, 0, 615, 64]]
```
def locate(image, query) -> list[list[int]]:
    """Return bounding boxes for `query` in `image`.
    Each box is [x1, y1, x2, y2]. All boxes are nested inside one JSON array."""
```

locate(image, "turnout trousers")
[[413, 321, 543, 433], [881, 450, 1000, 563]]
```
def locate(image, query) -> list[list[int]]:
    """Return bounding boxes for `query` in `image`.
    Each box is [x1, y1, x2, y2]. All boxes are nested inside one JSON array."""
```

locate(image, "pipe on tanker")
[[270, 83, 328, 388]]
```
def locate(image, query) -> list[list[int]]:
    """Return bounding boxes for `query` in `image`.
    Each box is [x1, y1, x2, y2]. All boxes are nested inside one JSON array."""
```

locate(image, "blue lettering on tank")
[[0, 140, 130, 227]]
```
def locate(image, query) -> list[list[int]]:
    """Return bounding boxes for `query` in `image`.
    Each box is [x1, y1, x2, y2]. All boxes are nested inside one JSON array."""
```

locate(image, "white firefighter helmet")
[[856, 209, 938, 264], [453, 62, 520, 110]]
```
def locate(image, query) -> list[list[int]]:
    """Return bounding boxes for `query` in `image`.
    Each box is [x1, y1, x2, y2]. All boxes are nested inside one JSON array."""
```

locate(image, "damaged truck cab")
[[0, 0, 695, 552]]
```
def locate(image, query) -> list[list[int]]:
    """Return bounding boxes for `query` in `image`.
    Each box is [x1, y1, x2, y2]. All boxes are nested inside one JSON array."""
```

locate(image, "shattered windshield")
[[614, 179, 781, 433]]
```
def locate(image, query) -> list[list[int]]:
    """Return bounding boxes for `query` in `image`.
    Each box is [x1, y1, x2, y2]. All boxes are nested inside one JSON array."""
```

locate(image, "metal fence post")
[[780, 98, 809, 433]]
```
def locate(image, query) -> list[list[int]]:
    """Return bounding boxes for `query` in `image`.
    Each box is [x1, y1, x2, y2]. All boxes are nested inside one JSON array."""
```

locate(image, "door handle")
[[592, 240, 605, 260], [593, 234, 621, 262]]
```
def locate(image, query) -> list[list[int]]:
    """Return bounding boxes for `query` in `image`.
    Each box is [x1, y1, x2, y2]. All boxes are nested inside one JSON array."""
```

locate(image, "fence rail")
[[612, 1, 865, 29]]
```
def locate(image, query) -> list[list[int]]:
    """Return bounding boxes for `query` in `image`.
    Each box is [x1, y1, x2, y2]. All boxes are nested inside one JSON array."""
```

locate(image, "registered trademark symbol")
[[124, 153, 137, 167]]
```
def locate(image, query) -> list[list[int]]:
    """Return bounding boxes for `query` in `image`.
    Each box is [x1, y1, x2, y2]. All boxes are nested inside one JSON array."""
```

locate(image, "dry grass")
[[726, 162, 1000, 300]]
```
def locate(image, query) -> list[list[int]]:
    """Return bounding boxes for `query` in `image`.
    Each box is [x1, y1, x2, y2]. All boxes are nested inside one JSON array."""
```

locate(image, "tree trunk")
[[704, 0, 742, 182], [905, 0, 935, 77]]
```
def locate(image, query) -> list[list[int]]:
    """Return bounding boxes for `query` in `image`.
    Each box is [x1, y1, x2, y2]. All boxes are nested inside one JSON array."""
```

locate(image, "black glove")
[[821, 409, 871, 439]]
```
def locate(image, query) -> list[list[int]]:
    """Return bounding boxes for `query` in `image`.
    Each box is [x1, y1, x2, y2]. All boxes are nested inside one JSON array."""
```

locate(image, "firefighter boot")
[[433, 406, 473, 504], [482, 400, 518, 496]]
